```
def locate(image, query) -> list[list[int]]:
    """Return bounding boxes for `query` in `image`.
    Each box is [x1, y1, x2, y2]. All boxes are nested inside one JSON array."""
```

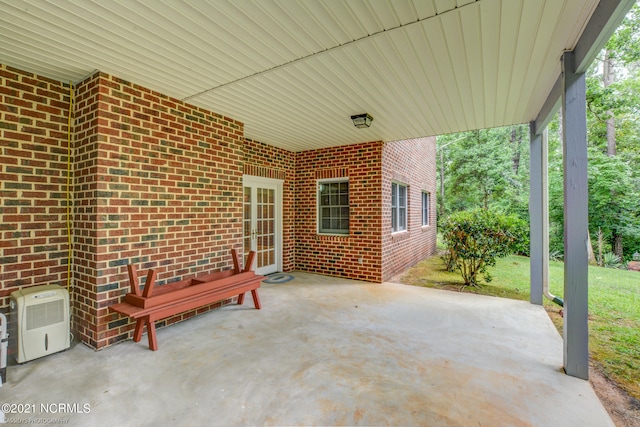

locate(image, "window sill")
[[316, 233, 349, 240], [391, 230, 409, 241]]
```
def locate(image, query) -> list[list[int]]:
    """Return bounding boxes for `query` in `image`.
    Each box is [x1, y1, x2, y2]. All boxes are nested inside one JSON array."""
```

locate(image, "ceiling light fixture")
[[351, 113, 373, 129]]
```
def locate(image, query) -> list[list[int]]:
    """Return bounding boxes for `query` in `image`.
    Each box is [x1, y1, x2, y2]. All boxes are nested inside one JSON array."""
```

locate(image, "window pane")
[[392, 207, 397, 231], [391, 183, 397, 207], [318, 180, 349, 233], [392, 183, 408, 232], [422, 192, 429, 226]]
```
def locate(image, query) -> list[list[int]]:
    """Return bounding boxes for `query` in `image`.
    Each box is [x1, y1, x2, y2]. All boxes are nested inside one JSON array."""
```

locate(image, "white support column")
[[529, 125, 551, 306], [529, 123, 544, 305], [561, 51, 589, 380], [541, 129, 550, 299]]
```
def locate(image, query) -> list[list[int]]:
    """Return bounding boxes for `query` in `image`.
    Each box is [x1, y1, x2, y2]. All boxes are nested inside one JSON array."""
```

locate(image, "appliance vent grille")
[[27, 299, 65, 330]]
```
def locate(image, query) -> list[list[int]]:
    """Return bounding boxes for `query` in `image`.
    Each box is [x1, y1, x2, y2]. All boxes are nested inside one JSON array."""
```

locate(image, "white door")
[[243, 176, 282, 275]]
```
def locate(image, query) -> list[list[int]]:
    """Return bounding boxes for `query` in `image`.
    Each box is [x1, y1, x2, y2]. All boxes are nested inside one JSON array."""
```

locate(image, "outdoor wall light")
[[351, 113, 373, 128]]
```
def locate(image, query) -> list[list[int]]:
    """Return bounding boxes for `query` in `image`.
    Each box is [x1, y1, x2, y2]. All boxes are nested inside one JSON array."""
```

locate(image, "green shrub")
[[441, 209, 527, 286], [441, 247, 457, 272], [602, 252, 624, 269], [549, 250, 564, 262], [501, 213, 530, 256]]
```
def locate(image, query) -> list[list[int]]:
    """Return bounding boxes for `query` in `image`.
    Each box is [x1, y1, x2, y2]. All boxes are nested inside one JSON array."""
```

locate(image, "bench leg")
[[146, 319, 158, 351], [133, 319, 145, 342], [251, 289, 261, 309], [237, 292, 245, 305]]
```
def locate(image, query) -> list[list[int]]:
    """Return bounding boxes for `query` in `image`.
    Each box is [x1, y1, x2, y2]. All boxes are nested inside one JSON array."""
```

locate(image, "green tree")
[[585, 3, 640, 259], [587, 148, 640, 260], [437, 125, 530, 219]]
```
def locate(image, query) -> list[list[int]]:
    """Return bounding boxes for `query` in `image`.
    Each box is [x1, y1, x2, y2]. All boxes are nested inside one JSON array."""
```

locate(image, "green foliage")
[[586, 67, 640, 155], [605, 3, 640, 65], [549, 250, 563, 262], [587, 148, 640, 256], [602, 252, 623, 269], [547, 140, 565, 258], [624, 237, 640, 262], [437, 125, 530, 218], [441, 209, 527, 286], [500, 212, 530, 256]]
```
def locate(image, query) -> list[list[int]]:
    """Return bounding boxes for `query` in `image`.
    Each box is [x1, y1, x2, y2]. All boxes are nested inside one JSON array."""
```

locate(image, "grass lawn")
[[400, 253, 640, 400]]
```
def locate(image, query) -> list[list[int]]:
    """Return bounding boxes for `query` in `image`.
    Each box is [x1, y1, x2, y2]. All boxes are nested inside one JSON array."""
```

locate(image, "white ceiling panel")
[[0, 0, 613, 151], [459, 2, 484, 131]]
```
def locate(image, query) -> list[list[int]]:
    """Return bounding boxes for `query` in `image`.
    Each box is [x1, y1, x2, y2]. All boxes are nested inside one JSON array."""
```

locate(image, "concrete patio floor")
[[2, 272, 613, 426]]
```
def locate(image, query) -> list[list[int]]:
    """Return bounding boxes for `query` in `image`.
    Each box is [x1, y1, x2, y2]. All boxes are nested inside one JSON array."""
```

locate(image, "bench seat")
[[109, 250, 263, 351]]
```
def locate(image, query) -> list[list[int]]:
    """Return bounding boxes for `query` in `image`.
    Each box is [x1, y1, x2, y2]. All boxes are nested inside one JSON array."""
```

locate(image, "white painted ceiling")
[[0, 0, 601, 152]]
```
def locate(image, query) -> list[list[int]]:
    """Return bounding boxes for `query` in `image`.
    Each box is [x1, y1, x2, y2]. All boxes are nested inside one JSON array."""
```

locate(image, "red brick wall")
[[72, 72, 101, 346], [293, 138, 436, 282], [381, 137, 437, 280], [295, 142, 383, 282], [243, 138, 295, 272], [0, 64, 72, 308], [75, 72, 245, 348], [0, 65, 247, 348]]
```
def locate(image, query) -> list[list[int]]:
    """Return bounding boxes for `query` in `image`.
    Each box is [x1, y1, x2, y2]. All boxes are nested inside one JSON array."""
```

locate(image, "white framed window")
[[391, 182, 407, 233], [318, 179, 349, 234], [422, 191, 430, 226]]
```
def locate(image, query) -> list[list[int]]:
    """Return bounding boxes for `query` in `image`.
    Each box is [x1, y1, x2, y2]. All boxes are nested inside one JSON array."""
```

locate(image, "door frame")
[[242, 174, 284, 275]]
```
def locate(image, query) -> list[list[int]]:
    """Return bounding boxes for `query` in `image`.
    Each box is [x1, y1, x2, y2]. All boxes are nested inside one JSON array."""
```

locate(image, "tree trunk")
[[587, 232, 597, 265], [597, 228, 604, 266], [511, 126, 521, 175], [440, 149, 445, 218], [603, 49, 617, 156], [613, 231, 624, 260]]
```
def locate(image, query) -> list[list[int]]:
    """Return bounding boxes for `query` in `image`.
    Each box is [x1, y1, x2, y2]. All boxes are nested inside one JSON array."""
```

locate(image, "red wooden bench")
[[109, 249, 263, 351]]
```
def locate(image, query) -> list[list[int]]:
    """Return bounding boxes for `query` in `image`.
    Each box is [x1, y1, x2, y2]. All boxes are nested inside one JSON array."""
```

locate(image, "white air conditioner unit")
[[9, 285, 70, 363]]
